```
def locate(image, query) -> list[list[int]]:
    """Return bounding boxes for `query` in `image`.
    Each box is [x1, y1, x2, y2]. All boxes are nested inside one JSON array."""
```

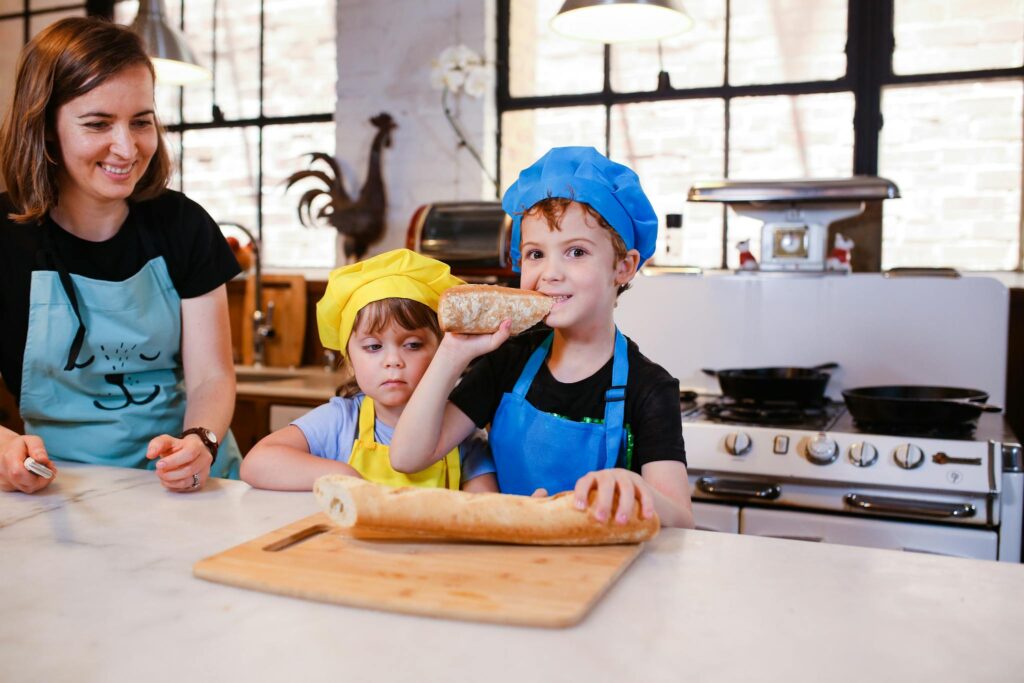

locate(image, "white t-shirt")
[[291, 393, 495, 485]]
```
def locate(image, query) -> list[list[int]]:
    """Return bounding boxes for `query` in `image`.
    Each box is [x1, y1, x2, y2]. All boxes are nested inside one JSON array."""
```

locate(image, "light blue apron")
[[489, 329, 628, 495], [17, 221, 241, 478]]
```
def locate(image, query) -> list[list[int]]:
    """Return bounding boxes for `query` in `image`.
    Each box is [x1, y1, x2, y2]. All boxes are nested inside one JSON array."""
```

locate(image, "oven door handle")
[[696, 477, 782, 500], [843, 493, 976, 519]]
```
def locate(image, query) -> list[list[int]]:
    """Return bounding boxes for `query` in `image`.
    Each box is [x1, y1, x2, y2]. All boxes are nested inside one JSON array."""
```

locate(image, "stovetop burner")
[[698, 396, 844, 431]]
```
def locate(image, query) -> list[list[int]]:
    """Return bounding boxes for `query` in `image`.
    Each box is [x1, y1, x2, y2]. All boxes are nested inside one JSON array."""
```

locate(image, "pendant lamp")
[[130, 0, 210, 85], [550, 0, 693, 44]]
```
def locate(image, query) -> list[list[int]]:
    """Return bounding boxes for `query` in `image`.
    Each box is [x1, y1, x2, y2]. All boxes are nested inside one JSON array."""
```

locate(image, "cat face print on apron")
[[488, 330, 628, 496], [18, 222, 241, 477]]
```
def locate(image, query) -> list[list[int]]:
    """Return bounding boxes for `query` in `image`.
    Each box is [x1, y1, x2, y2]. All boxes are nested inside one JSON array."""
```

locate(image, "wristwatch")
[[181, 427, 219, 463]]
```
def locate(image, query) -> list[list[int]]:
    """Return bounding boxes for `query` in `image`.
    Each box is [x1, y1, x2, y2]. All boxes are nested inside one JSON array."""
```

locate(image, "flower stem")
[[442, 88, 499, 198]]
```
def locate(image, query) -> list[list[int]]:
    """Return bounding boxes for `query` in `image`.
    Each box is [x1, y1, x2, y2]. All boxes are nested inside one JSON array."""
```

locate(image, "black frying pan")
[[842, 385, 1002, 426], [702, 363, 838, 403]]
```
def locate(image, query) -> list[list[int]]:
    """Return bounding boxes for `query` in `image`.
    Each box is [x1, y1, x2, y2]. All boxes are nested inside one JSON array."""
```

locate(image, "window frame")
[[495, 0, 1024, 271]]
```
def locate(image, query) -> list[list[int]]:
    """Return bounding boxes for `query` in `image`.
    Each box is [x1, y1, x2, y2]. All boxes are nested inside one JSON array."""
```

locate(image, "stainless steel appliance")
[[406, 201, 515, 283], [615, 272, 1022, 562], [687, 177, 899, 271]]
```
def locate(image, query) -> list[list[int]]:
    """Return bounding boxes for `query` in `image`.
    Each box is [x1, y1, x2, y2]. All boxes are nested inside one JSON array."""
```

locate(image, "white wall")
[[335, 0, 497, 259]]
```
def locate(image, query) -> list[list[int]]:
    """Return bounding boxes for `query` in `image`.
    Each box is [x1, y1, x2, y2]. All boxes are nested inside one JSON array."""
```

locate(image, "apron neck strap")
[[40, 223, 94, 371], [357, 396, 376, 441], [601, 329, 629, 469], [511, 333, 553, 397]]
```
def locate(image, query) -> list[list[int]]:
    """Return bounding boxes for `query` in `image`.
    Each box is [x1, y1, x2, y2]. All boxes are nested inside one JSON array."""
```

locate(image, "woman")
[[0, 17, 242, 494]]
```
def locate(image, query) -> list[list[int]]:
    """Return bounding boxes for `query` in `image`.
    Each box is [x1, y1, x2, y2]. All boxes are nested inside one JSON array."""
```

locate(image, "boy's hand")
[[0, 435, 57, 494], [437, 319, 512, 366], [573, 468, 656, 524]]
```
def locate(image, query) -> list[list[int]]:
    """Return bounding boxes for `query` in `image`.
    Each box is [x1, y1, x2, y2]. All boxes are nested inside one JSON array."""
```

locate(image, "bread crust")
[[438, 284, 553, 335], [313, 475, 660, 546]]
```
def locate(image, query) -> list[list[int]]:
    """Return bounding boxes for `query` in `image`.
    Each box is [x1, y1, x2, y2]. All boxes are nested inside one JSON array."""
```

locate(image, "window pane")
[[0, 18, 22, 121], [183, 0, 261, 122], [29, 0, 80, 8], [180, 127, 259, 236], [263, 0, 335, 117], [879, 81, 1022, 270], [611, 1, 726, 92], [509, 0, 604, 97], [0, 1, 22, 12], [28, 7, 82, 37], [894, 0, 1024, 75], [609, 100, 726, 268], [500, 106, 606, 195], [729, 92, 854, 178], [165, 131, 182, 193], [729, 0, 846, 85], [263, 122, 337, 268]]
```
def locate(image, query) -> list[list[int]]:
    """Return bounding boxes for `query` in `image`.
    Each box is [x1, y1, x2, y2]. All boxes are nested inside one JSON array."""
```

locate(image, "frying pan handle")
[[974, 403, 1003, 413], [701, 368, 718, 377], [812, 362, 839, 371]]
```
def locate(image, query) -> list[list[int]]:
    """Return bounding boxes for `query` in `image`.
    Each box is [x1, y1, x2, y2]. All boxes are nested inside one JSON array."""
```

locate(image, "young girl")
[[390, 147, 694, 527], [240, 249, 496, 492]]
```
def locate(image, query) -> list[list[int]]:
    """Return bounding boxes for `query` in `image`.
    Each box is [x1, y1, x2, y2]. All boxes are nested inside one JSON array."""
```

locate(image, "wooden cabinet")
[[231, 394, 325, 454], [0, 378, 23, 435]]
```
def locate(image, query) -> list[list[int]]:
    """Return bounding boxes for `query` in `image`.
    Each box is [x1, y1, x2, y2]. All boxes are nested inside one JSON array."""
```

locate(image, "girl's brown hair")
[[523, 197, 632, 296], [335, 298, 443, 398], [0, 17, 172, 224]]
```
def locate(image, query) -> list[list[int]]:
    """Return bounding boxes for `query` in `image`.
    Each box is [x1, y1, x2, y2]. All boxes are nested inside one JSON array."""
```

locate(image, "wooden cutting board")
[[194, 513, 644, 628], [240, 274, 306, 367]]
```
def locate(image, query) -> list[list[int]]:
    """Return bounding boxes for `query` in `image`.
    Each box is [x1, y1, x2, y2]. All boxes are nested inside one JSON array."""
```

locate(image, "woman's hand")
[[436, 319, 512, 367], [0, 435, 57, 493], [573, 468, 656, 524], [145, 434, 212, 493]]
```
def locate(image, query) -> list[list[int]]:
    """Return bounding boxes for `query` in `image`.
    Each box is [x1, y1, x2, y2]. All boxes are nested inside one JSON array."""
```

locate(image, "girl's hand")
[[437, 319, 512, 367], [145, 434, 213, 493], [0, 435, 57, 493], [573, 468, 656, 524]]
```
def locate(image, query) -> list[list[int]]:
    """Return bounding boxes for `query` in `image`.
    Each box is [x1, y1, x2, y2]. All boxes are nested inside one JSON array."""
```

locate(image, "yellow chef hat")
[[317, 248, 465, 353]]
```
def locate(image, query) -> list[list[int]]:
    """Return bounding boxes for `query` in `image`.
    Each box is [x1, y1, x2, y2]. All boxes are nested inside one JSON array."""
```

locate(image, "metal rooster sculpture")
[[286, 112, 397, 263]]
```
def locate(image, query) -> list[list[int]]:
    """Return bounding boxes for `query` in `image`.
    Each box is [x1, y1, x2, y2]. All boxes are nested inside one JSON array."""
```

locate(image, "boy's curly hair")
[[335, 298, 442, 398], [522, 197, 632, 296]]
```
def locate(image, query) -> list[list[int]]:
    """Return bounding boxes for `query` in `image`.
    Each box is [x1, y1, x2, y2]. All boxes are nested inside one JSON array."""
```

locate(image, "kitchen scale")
[[687, 177, 900, 271]]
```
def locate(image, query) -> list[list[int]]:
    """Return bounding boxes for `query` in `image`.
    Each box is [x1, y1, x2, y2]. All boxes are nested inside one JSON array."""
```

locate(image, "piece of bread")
[[313, 475, 659, 546], [438, 284, 553, 336]]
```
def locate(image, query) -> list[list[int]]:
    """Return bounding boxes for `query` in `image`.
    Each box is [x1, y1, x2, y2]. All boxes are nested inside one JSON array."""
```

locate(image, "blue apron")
[[489, 329, 628, 495], [17, 220, 241, 478]]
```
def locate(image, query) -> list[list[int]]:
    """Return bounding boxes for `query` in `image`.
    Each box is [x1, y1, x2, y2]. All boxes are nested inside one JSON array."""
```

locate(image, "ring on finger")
[[190, 472, 200, 490]]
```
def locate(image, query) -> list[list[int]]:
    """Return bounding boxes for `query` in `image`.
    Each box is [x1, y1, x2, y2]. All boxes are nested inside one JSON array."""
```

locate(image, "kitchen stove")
[[682, 395, 1023, 561]]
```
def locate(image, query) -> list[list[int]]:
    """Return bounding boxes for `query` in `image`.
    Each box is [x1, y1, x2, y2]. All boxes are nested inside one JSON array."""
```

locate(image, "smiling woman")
[[0, 17, 243, 494]]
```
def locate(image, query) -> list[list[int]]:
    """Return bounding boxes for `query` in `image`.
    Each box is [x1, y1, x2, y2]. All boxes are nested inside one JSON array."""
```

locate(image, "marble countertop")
[[3, 464, 1023, 683]]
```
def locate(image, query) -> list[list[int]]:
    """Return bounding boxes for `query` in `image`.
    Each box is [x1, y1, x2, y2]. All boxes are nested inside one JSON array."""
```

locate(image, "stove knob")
[[894, 443, 925, 470], [848, 442, 878, 467], [724, 432, 752, 456], [806, 433, 839, 465]]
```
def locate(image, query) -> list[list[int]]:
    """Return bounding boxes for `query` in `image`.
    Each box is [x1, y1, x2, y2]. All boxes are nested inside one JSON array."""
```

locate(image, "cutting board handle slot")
[[263, 524, 330, 552]]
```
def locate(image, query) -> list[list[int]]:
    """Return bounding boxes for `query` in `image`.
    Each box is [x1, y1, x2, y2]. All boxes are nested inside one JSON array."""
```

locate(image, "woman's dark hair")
[[0, 17, 171, 223]]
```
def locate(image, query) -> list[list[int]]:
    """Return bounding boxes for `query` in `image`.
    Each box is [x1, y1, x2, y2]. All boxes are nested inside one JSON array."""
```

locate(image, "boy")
[[390, 147, 694, 527]]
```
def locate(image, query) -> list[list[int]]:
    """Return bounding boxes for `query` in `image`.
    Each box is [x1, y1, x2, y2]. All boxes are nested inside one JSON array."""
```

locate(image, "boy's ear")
[[615, 249, 642, 286]]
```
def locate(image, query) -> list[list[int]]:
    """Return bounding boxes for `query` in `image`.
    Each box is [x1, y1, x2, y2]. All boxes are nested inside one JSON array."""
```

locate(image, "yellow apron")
[[348, 397, 461, 490]]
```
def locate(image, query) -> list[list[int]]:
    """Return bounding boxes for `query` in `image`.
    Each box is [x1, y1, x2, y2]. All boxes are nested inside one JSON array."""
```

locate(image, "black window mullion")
[[847, 0, 893, 176]]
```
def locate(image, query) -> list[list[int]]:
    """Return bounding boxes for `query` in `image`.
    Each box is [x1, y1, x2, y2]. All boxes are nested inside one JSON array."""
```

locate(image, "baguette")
[[313, 475, 659, 546], [438, 284, 553, 336]]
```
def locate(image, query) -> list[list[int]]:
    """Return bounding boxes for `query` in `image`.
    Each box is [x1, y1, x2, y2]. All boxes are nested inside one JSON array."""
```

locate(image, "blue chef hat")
[[502, 146, 658, 272]]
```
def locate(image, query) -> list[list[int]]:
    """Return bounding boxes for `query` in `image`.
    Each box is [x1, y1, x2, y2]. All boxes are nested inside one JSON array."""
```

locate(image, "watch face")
[[205, 429, 218, 445]]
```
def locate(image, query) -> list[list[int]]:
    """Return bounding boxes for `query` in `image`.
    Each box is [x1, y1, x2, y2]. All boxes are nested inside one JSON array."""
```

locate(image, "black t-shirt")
[[0, 190, 240, 402], [449, 328, 686, 471]]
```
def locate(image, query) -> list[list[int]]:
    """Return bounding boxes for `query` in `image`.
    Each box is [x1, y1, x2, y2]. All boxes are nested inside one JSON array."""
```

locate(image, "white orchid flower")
[[463, 66, 490, 99]]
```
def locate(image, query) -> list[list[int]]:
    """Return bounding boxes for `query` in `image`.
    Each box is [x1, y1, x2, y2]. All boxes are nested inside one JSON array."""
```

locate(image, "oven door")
[[692, 501, 740, 533], [740, 507, 998, 561]]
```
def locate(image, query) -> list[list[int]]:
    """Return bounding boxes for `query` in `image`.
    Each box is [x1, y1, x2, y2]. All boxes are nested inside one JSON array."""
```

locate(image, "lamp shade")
[[550, 0, 693, 44], [130, 0, 210, 85]]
